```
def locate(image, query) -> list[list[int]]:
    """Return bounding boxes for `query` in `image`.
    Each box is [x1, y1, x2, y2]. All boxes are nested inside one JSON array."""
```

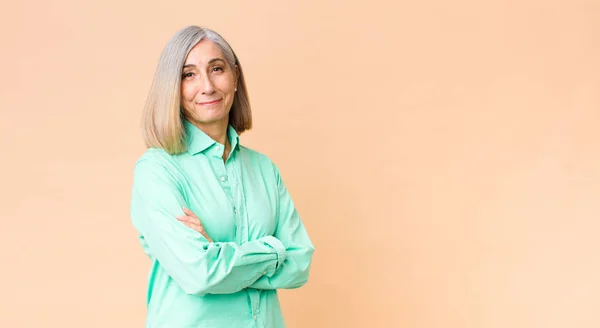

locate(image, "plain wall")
[[1, 0, 599, 327]]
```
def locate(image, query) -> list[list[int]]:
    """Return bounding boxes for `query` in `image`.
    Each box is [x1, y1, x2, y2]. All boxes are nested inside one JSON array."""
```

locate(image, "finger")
[[182, 222, 204, 233], [182, 223, 212, 242], [177, 215, 203, 226], [176, 216, 193, 224], [183, 207, 203, 222], [182, 207, 197, 218], [179, 212, 212, 243], [177, 216, 204, 228]]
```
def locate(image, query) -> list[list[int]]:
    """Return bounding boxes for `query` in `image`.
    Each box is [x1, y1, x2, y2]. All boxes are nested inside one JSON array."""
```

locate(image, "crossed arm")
[[130, 158, 315, 296]]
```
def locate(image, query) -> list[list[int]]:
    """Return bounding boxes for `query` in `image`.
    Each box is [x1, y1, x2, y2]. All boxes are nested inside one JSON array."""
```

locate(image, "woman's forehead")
[[184, 39, 226, 66]]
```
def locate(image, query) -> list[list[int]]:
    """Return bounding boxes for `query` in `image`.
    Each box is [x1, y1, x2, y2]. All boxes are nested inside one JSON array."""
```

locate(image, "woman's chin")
[[190, 113, 229, 125]]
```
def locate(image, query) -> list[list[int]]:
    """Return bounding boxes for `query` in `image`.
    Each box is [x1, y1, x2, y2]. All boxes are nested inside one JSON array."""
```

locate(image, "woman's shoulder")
[[135, 147, 172, 164], [238, 145, 277, 166], [133, 148, 180, 175], [238, 145, 283, 178]]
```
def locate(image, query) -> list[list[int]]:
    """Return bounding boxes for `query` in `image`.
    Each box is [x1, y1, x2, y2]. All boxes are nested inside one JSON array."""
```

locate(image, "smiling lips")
[[197, 99, 222, 106]]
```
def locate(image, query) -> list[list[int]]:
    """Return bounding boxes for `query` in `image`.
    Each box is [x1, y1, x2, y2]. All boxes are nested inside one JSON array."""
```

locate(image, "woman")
[[130, 25, 315, 327]]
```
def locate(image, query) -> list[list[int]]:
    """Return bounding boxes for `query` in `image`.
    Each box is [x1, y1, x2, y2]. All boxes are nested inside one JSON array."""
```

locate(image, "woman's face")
[[180, 39, 237, 127]]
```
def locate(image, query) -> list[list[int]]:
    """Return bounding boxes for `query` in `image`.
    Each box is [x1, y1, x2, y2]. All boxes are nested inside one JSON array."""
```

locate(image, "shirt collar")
[[184, 118, 240, 156]]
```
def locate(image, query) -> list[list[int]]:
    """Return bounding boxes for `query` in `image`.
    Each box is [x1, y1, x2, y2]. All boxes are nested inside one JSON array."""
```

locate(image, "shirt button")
[[263, 271, 267, 274], [253, 315, 257, 320], [215, 145, 220, 151], [220, 176, 226, 182]]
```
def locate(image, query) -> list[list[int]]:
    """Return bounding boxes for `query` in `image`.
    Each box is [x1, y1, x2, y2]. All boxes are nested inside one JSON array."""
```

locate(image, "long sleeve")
[[130, 157, 286, 296], [248, 164, 315, 290]]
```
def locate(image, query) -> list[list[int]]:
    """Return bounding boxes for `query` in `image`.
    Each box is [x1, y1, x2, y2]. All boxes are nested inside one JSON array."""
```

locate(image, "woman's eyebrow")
[[183, 58, 226, 69], [208, 58, 226, 64]]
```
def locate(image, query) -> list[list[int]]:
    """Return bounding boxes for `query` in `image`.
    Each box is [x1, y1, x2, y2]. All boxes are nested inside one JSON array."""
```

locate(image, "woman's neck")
[[187, 116, 230, 146], [186, 116, 232, 161]]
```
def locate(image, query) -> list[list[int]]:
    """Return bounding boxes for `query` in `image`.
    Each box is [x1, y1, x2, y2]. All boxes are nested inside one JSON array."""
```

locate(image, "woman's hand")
[[177, 207, 213, 243]]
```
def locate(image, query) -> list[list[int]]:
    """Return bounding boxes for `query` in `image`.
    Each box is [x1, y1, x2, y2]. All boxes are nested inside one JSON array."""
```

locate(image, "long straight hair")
[[141, 26, 252, 154]]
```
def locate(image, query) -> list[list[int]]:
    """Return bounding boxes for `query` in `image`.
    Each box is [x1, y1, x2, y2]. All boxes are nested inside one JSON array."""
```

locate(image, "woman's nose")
[[199, 74, 216, 95]]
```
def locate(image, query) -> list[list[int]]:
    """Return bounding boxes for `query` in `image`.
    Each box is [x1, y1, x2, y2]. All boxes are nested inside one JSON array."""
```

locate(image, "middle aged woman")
[[130, 25, 315, 327]]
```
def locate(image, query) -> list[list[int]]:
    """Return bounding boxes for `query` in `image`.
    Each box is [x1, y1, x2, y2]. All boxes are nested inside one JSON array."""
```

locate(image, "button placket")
[[228, 157, 248, 242], [248, 289, 261, 324], [223, 156, 244, 244], [229, 158, 244, 240]]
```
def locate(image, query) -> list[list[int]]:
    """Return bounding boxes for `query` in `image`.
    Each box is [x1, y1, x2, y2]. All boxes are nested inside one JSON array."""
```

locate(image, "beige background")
[[1, 0, 599, 327]]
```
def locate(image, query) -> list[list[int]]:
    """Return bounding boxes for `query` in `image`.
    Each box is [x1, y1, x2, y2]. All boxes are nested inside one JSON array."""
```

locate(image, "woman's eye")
[[212, 66, 224, 72], [183, 72, 195, 78]]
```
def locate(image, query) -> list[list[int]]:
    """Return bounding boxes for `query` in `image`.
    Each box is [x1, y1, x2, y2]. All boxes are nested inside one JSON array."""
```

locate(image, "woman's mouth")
[[197, 99, 222, 106]]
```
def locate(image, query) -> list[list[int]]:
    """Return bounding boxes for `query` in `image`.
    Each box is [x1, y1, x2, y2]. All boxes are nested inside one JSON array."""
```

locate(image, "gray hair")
[[141, 26, 252, 154]]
